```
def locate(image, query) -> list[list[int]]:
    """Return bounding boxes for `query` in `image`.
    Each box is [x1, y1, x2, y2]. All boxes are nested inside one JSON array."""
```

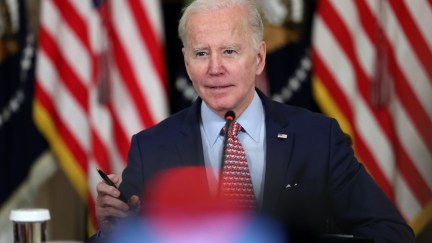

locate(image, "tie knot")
[[220, 121, 242, 137], [228, 121, 242, 137]]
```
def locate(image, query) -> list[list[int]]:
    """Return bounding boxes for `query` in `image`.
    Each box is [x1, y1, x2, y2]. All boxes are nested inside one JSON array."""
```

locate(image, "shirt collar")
[[201, 91, 264, 146]]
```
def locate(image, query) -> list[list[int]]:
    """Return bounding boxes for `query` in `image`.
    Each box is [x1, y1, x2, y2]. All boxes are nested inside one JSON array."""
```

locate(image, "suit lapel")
[[176, 98, 206, 168], [259, 92, 295, 213]]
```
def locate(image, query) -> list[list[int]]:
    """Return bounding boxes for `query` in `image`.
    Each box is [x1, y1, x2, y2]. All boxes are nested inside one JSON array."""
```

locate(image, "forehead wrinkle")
[[224, 44, 241, 49], [190, 42, 241, 51]]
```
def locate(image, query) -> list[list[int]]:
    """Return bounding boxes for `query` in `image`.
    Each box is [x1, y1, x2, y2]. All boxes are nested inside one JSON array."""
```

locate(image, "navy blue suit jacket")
[[119, 90, 414, 243]]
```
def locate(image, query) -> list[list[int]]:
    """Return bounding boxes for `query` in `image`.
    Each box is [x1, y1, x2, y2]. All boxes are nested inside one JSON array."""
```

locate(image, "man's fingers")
[[107, 174, 120, 184], [129, 195, 141, 212], [96, 181, 121, 198], [100, 205, 129, 218], [97, 194, 129, 211], [130, 195, 140, 205]]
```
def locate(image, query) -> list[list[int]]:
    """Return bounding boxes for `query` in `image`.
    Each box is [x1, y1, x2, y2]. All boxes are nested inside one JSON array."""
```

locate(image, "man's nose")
[[208, 54, 224, 75]]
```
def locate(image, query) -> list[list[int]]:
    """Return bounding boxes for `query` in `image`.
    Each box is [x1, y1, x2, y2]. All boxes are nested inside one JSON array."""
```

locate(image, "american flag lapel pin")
[[277, 133, 288, 139]]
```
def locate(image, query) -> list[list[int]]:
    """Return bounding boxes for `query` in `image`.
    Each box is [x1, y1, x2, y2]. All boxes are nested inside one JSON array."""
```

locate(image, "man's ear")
[[256, 41, 266, 76]]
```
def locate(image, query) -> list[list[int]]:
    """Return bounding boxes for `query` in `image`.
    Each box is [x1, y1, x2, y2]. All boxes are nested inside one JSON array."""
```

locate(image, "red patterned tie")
[[220, 121, 256, 209]]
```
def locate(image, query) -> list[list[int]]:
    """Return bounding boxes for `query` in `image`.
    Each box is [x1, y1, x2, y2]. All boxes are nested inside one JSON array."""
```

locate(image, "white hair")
[[178, 0, 264, 50]]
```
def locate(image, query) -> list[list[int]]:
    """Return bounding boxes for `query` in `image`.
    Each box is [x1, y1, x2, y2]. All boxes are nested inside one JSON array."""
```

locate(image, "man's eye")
[[225, 50, 235, 55], [196, 52, 206, 57]]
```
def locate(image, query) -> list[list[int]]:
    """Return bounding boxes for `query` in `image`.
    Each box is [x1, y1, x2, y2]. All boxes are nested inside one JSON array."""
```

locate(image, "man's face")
[[182, 6, 266, 118]]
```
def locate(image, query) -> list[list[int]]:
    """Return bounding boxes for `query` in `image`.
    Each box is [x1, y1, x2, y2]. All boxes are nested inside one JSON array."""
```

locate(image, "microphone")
[[224, 110, 235, 122], [219, 111, 235, 194]]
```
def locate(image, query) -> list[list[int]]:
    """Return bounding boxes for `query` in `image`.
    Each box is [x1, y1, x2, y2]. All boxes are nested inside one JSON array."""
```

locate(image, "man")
[[95, 0, 414, 242]]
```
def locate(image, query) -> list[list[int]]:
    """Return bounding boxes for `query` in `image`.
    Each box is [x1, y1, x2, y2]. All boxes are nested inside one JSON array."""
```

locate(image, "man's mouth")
[[208, 85, 232, 89]]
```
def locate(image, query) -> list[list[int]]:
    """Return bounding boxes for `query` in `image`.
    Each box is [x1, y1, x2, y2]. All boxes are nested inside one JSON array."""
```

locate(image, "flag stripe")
[[33, 100, 88, 201], [42, 0, 93, 87], [311, 24, 356, 127], [312, 53, 353, 126], [127, 0, 167, 89], [109, 0, 168, 124], [403, 0, 432, 66], [34, 83, 88, 174], [89, 90, 113, 173], [51, 0, 92, 52], [397, 139, 432, 206], [39, 27, 89, 113], [108, 23, 156, 128], [388, 0, 432, 82], [36, 52, 90, 153], [110, 66, 143, 139], [393, 99, 432, 189], [91, 130, 111, 173], [388, 56, 432, 153], [109, 104, 131, 162], [395, 172, 422, 220]]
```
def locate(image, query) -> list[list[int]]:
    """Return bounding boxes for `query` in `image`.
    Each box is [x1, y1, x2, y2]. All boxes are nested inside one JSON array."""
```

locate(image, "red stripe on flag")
[[109, 105, 131, 162], [51, 0, 92, 52], [108, 23, 157, 128], [39, 27, 89, 113], [312, 51, 354, 125], [34, 82, 88, 174], [388, 0, 432, 82], [396, 140, 432, 207], [91, 130, 112, 174], [387, 48, 432, 153], [355, 129, 394, 200], [127, 0, 168, 91]]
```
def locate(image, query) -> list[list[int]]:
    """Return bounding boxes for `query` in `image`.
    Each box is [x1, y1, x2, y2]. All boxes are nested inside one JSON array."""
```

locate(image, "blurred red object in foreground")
[[118, 166, 287, 243]]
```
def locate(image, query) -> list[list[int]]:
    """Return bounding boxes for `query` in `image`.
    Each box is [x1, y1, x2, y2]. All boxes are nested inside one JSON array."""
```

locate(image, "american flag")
[[312, 0, 432, 236], [33, 0, 168, 233]]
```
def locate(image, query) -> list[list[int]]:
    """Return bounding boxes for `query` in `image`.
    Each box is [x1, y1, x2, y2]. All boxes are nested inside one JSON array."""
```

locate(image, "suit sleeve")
[[327, 119, 415, 243]]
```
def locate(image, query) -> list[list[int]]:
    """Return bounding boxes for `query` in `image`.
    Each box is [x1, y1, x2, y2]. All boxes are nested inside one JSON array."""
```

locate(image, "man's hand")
[[95, 174, 140, 235]]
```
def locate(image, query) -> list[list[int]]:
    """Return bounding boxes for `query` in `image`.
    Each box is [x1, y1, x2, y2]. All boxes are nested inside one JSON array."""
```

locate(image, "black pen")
[[96, 167, 129, 203]]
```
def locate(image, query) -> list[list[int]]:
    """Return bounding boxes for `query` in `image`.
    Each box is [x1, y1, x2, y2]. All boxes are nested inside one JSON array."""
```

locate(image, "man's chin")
[[206, 103, 236, 116]]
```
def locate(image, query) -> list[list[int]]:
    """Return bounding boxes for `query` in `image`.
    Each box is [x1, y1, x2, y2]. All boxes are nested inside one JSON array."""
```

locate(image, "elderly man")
[[94, 0, 414, 242]]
